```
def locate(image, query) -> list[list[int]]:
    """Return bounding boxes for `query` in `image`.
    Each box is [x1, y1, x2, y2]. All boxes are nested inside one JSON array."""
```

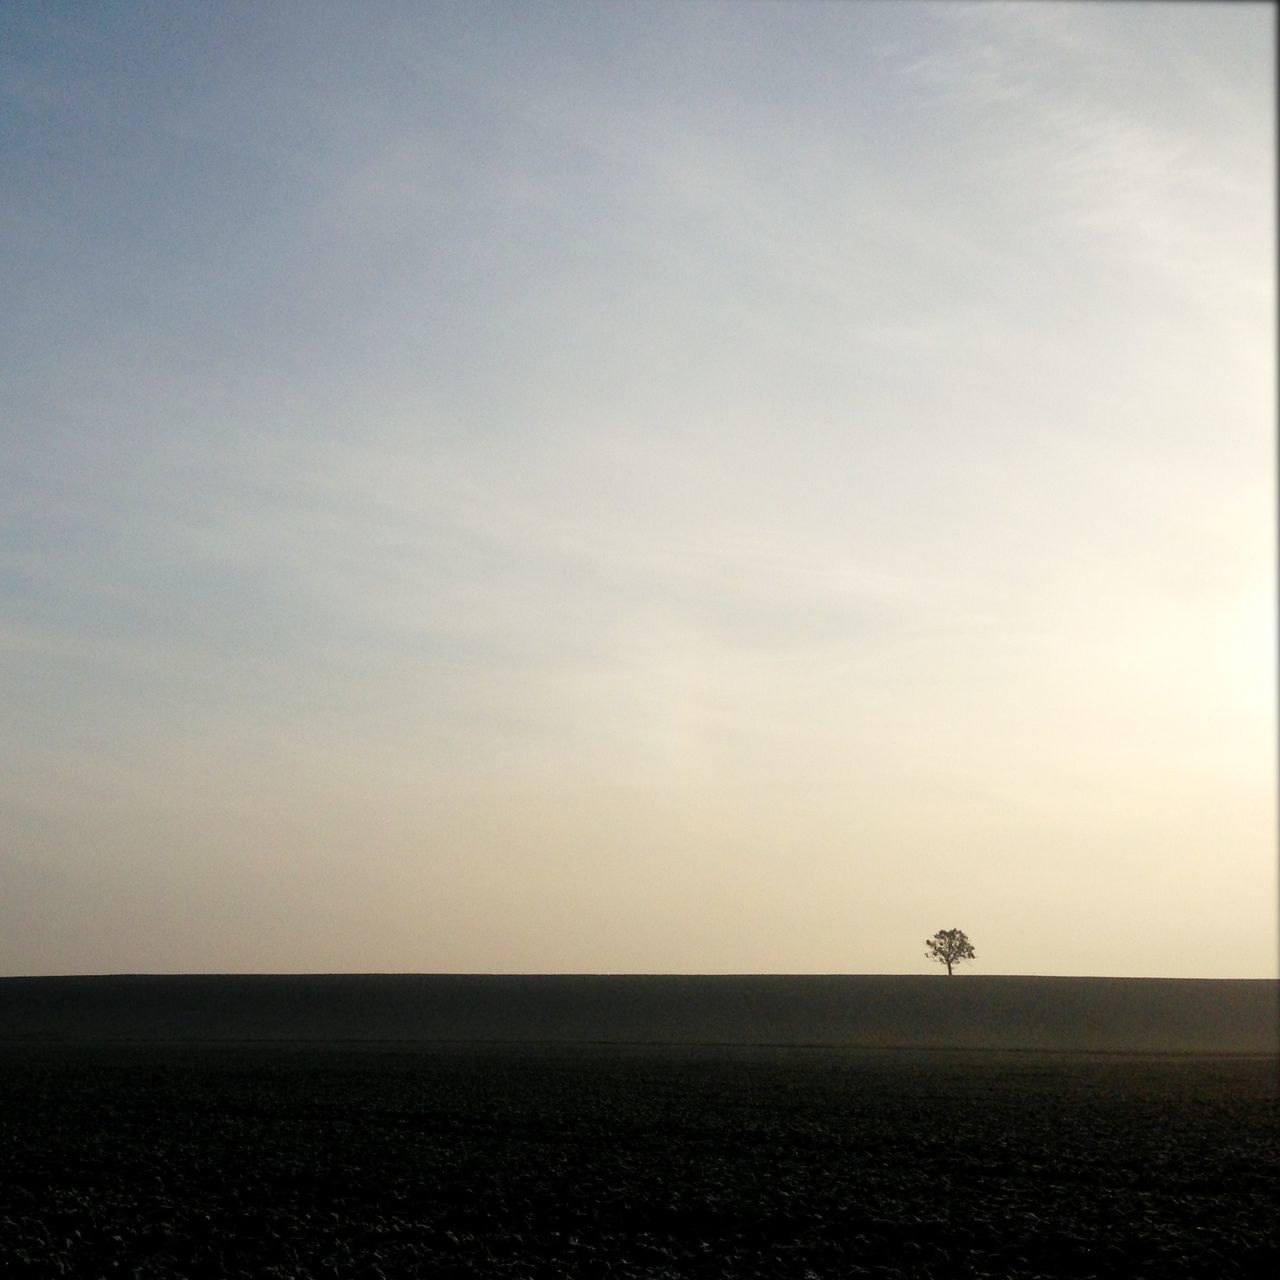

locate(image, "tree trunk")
[[946, 960, 953, 975]]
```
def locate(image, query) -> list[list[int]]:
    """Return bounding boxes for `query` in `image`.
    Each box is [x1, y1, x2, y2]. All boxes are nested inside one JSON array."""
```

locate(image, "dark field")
[[1, 1042, 1277, 1279], [3, 975, 1276, 1053]]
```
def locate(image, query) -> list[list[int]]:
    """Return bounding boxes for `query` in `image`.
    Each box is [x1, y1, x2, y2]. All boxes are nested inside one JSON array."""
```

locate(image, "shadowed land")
[[2, 973, 1275, 1052], [1, 1040, 1276, 1279]]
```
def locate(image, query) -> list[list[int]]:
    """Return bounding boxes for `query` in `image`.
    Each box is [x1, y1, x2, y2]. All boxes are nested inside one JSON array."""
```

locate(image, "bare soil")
[[1, 1043, 1276, 1278]]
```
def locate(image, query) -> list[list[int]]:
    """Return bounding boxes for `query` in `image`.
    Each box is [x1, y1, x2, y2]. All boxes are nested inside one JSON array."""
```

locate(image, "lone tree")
[[925, 928, 976, 975]]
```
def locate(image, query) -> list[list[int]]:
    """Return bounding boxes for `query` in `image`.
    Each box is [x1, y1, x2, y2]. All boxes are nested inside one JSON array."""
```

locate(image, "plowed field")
[[1, 1044, 1275, 1278]]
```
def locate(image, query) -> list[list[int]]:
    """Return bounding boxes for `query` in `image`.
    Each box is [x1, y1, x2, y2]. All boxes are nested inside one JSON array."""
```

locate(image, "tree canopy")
[[925, 928, 976, 975]]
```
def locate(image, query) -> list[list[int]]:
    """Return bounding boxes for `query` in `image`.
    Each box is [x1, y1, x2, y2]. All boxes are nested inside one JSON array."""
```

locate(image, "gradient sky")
[[2, 1, 1274, 978]]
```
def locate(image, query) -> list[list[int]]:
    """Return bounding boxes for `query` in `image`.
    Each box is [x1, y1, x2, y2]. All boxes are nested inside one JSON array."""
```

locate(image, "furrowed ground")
[[1, 1043, 1276, 1278]]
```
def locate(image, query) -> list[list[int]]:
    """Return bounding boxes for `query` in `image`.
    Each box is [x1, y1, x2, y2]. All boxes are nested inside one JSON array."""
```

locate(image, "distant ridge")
[[1, 975, 1275, 1053]]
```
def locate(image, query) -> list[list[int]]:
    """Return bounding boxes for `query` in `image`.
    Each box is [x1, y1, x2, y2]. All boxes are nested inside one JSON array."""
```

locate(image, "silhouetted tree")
[[925, 928, 976, 975]]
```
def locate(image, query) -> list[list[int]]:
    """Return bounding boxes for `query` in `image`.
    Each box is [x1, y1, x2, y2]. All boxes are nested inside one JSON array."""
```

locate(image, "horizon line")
[[4, 971, 1278, 983]]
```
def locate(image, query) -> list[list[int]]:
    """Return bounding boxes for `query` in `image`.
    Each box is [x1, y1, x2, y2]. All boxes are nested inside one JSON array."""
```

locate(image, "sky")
[[1, 1, 1274, 978]]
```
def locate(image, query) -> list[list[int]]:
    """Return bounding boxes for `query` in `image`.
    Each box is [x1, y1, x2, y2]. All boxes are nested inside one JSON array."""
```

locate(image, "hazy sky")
[[2, 1, 1274, 978]]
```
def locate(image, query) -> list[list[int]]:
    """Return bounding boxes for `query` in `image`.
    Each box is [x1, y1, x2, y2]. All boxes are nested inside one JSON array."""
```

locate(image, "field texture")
[[1, 1043, 1276, 1279]]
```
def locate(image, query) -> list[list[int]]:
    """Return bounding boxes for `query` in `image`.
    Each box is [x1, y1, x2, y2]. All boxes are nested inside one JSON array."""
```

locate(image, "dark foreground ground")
[[1, 1043, 1277, 1279]]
